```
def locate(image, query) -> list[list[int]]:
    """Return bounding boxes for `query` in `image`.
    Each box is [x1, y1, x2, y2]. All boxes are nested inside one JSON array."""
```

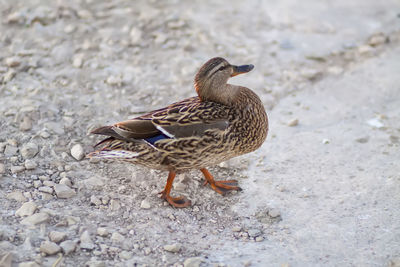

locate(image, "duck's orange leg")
[[200, 168, 242, 195], [159, 170, 191, 208]]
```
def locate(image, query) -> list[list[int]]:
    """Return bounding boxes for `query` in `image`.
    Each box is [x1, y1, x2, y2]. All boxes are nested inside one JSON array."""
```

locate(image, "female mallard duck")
[[88, 57, 268, 208]]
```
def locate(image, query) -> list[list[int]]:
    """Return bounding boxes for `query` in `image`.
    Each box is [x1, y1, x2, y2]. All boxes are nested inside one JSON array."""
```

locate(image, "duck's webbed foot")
[[200, 168, 242, 195], [159, 171, 192, 208]]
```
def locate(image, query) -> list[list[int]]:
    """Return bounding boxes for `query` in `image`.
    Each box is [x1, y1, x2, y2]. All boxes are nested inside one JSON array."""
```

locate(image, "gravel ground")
[[0, 0, 399, 266]]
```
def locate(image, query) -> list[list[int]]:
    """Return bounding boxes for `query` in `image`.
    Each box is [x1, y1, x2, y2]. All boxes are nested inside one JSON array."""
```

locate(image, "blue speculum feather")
[[144, 133, 171, 145]]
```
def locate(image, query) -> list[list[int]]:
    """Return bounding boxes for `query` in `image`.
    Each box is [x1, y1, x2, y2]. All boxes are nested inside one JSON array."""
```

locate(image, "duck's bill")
[[231, 64, 254, 77]]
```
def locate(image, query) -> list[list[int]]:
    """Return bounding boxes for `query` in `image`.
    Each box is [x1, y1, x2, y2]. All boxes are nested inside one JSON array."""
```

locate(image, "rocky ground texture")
[[0, 0, 400, 266]]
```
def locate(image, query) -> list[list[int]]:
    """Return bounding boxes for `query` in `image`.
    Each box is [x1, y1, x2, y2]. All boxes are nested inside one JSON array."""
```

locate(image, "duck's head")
[[194, 57, 254, 103]]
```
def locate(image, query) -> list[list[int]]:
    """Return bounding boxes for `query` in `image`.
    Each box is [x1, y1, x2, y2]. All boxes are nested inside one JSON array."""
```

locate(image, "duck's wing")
[[91, 97, 230, 145]]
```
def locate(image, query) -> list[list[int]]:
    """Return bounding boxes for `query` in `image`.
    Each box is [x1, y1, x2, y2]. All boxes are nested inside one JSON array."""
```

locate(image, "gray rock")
[[40, 241, 61, 255], [4, 145, 18, 156], [49, 231, 67, 243], [24, 160, 37, 170], [6, 191, 27, 202], [38, 186, 53, 194], [80, 230, 95, 250], [11, 166, 25, 174], [20, 212, 49, 225], [20, 143, 39, 159], [71, 144, 85, 160], [268, 209, 281, 218], [247, 228, 262, 237], [90, 195, 102, 206], [54, 184, 76, 199], [15, 202, 37, 217], [111, 232, 125, 244], [184, 257, 203, 267], [287, 118, 299, 127], [60, 240, 76, 255], [163, 243, 181, 253]]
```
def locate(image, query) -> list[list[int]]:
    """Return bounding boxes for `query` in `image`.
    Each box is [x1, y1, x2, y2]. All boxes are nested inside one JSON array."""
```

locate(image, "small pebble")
[[64, 24, 76, 33], [119, 250, 133, 260], [20, 142, 39, 159], [232, 226, 242, 232], [0, 164, 5, 174], [367, 118, 384, 128], [4, 145, 18, 156], [255, 236, 264, 242], [6, 191, 27, 202], [140, 199, 151, 209], [72, 54, 84, 68], [184, 257, 203, 267], [111, 232, 125, 243], [130, 27, 142, 45], [80, 230, 95, 250], [5, 57, 21, 67], [97, 227, 109, 237], [90, 195, 102, 206], [71, 144, 85, 160], [54, 184, 76, 199], [163, 243, 181, 253], [20, 212, 50, 225], [322, 139, 330, 144], [287, 118, 299, 127], [15, 202, 37, 217], [247, 228, 262, 238], [19, 117, 32, 131], [59, 177, 72, 187], [11, 166, 25, 174], [355, 137, 369, 143], [18, 261, 41, 267], [49, 231, 67, 243], [106, 75, 123, 86], [60, 240, 76, 255], [38, 186, 53, 194], [24, 160, 37, 170], [40, 241, 61, 255], [368, 32, 386, 47], [268, 209, 281, 218]]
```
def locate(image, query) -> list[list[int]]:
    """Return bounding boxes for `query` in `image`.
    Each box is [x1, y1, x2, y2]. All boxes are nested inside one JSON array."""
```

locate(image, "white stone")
[[90, 195, 102, 206], [71, 144, 85, 160], [97, 227, 109, 237], [106, 75, 123, 86], [59, 177, 72, 187], [20, 212, 49, 225], [140, 199, 151, 209], [11, 166, 25, 174], [163, 243, 181, 253], [287, 118, 299, 127], [40, 241, 61, 255], [49, 231, 67, 243], [367, 118, 384, 128], [7, 191, 27, 202], [20, 143, 39, 159], [60, 240, 76, 255], [111, 232, 125, 243], [5, 57, 21, 67], [24, 160, 37, 170], [38, 186, 53, 194], [15, 202, 37, 217], [130, 27, 142, 45], [54, 184, 76, 199], [184, 257, 203, 267], [119, 250, 133, 260], [80, 230, 95, 250], [72, 54, 84, 68]]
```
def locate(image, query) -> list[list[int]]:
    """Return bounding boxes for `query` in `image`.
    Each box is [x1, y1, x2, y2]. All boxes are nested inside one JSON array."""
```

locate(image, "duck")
[[88, 57, 268, 208]]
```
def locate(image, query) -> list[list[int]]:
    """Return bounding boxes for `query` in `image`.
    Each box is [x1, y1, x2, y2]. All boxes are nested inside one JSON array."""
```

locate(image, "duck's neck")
[[195, 81, 239, 106]]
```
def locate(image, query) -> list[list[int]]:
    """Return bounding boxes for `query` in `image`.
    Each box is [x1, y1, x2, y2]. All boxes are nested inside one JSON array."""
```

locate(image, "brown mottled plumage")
[[88, 57, 268, 208]]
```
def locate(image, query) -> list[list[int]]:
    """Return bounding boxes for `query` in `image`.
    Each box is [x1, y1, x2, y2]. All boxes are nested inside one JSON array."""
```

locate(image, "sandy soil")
[[0, 0, 399, 266]]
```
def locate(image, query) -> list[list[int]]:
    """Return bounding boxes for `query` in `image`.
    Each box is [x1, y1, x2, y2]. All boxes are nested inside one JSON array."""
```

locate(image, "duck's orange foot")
[[160, 192, 192, 208], [200, 169, 242, 195]]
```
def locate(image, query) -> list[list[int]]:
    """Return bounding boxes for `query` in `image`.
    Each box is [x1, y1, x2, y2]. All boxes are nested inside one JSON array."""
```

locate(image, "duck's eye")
[[218, 66, 226, 71]]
